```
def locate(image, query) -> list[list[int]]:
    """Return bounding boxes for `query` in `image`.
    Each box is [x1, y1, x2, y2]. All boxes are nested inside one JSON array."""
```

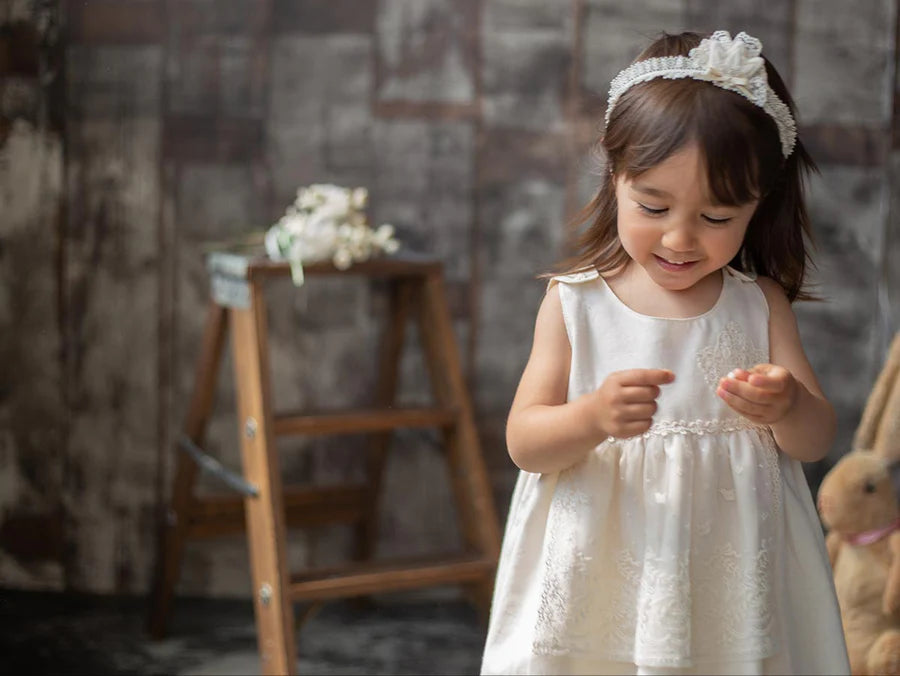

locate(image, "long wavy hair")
[[547, 31, 819, 301]]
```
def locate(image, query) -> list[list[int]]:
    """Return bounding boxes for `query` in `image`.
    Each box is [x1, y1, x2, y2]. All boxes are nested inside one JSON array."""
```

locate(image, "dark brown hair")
[[549, 31, 818, 301]]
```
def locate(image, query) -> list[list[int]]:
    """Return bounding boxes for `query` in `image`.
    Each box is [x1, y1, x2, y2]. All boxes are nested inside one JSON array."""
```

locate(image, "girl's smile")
[[653, 255, 700, 272]]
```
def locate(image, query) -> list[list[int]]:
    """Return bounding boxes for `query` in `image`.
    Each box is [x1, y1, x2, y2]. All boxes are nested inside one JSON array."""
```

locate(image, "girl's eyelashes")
[[636, 202, 667, 216], [702, 215, 733, 225], [636, 202, 735, 225]]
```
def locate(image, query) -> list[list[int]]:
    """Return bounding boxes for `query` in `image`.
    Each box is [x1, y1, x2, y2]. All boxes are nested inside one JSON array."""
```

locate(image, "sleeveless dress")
[[480, 267, 850, 676]]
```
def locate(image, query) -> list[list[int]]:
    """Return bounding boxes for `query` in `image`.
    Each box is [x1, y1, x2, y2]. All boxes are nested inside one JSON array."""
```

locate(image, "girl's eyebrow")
[[631, 184, 670, 198]]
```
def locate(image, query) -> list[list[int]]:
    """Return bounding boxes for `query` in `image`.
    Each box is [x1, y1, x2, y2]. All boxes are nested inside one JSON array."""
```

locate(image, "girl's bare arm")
[[507, 283, 672, 474], [506, 284, 600, 473]]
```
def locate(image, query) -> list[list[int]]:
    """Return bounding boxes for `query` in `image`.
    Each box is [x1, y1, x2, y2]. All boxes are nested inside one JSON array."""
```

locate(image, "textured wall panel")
[[66, 45, 162, 118], [176, 163, 265, 239], [794, 0, 895, 125], [63, 108, 162, 599], [266, 34, 374, 206], [888, 154, 900, 344], [0, 120, 66, 590], [796, 166, 887, 464], [272, 0, 375, 35], [482, 0, 573, 131], [376, 0, 478, 105], [67, 0, 164, 44], [171, 0, 267, 36], [372, 119, 475, 281], [581, 0, 689, 103], [477, 130, 568, 280], [62, 42, 163, 593], [167, 32, 266, 118]]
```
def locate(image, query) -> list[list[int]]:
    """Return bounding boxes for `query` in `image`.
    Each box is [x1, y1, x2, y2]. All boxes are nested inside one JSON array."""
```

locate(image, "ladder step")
[[187, 483, 369, 538], [274, 406, 457, 437], [289, 555, 493, 602]]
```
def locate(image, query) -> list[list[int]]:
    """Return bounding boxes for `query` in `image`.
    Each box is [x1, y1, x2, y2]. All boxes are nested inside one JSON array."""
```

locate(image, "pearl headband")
[[605, 31, 797, 158]]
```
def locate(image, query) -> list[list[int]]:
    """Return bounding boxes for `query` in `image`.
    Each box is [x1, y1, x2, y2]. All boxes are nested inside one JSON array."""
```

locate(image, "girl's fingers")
[[748, 364, 791, 387], [620, 385, 661, 403], [617, 369, 675, 387], [718, 376, 773, 404], [717, 386, 766, 418], [622, 402, 657, 420], [747, 373, 785, 392]]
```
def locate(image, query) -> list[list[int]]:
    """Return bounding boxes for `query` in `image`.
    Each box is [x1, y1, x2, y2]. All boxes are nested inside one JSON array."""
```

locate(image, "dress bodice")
[[552, 265, 769, 425]]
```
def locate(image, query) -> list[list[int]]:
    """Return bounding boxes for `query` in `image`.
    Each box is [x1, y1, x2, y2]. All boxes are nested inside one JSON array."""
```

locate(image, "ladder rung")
[[186, 484, 369, 538], [273, 406, 457, 437], [289, 554, 494, 602]]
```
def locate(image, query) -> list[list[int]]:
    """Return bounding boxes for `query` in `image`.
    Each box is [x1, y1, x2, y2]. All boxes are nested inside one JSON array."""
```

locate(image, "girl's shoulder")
[[750, 274, 793, 316]]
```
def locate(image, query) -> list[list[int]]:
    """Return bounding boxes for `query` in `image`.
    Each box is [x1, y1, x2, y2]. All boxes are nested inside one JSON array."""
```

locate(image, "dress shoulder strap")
[[547, 268, 600, 289], [724, 265, 758, 283]]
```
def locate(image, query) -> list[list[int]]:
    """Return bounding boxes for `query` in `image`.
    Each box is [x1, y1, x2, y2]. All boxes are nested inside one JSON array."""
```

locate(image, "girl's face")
[[614, 143, 759, 293]]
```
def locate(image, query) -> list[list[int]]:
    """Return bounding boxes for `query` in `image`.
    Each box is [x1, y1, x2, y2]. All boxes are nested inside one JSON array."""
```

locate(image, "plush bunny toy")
[[817, 449, 900, 675]]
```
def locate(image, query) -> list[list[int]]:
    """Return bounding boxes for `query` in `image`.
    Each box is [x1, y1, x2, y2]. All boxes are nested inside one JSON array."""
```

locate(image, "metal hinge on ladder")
[[207, 251, 252, 309], [178, 435, 259, 497]]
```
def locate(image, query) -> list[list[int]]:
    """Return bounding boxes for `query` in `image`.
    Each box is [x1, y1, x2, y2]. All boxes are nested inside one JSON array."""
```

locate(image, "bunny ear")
[[888, 458, 900, 500]]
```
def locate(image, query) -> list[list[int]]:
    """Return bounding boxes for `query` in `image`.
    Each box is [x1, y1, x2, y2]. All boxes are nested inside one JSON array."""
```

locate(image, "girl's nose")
[[661, 223, 696, 252]]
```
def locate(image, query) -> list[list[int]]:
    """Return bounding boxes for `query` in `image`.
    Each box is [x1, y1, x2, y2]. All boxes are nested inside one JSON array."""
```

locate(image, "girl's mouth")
[[654, 255, 699, 272]]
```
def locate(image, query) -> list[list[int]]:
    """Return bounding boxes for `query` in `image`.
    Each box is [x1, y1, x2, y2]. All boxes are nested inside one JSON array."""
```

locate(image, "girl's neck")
[[606, 263, 726, 319]]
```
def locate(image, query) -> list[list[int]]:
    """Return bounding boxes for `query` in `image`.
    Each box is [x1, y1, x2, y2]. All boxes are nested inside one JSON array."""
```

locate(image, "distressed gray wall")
[[1, 0, 898, 598]]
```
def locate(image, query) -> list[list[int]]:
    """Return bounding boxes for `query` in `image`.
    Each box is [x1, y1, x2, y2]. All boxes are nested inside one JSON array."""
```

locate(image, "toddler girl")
[[480, 30, 851, 676]]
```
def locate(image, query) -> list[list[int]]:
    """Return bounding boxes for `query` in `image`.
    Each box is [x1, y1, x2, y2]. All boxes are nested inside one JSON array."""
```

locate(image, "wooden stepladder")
[[147, 252, 502, 675]]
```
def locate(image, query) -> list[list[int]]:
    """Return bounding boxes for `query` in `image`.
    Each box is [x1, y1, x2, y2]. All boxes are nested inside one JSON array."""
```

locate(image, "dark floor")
[[0, 587, 487, 675]]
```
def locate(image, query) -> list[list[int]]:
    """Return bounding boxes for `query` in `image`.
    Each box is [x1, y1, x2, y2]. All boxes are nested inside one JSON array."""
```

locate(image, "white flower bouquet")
[[264, 184, 401, 285]]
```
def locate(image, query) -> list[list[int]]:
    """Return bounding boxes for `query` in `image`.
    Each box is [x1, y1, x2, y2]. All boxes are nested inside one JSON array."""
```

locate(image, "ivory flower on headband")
[[605, 31, 797, 157]]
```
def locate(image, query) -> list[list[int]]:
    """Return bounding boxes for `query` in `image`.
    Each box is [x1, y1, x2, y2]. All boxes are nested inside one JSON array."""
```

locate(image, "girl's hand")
[[591, 369, 674, 439], [716, 364, 799, 425]]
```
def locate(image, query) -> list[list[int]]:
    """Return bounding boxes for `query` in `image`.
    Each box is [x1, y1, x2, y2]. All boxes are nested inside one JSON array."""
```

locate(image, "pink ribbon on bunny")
[[844, 516, 900, 546]]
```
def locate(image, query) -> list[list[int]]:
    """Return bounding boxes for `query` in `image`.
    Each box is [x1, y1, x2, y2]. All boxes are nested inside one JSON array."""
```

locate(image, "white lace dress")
[[480, 267, 850, 675]]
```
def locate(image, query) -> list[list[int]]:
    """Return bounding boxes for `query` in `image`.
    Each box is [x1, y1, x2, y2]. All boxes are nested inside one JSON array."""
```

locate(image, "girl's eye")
[[637, 203, 667, 216], [703, 215, 733, 225]]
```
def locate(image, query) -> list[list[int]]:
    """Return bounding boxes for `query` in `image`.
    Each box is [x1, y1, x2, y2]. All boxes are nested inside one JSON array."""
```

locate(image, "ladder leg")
[[230, 281, 297, 676], [415, 271, 502, 618], [354, 279, 414, 564], [148, 302, 228, 638]]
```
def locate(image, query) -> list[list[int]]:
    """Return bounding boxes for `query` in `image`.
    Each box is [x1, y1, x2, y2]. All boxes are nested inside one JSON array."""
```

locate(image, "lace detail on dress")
[[643, 416, 766, 438], [631, 550, 692, 663], [533, 526, 780, 665], [694, 540, 776, 657], [534, 476, 599, 655], [531, 430, 782, 667], [696, 320, 768, 388]]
